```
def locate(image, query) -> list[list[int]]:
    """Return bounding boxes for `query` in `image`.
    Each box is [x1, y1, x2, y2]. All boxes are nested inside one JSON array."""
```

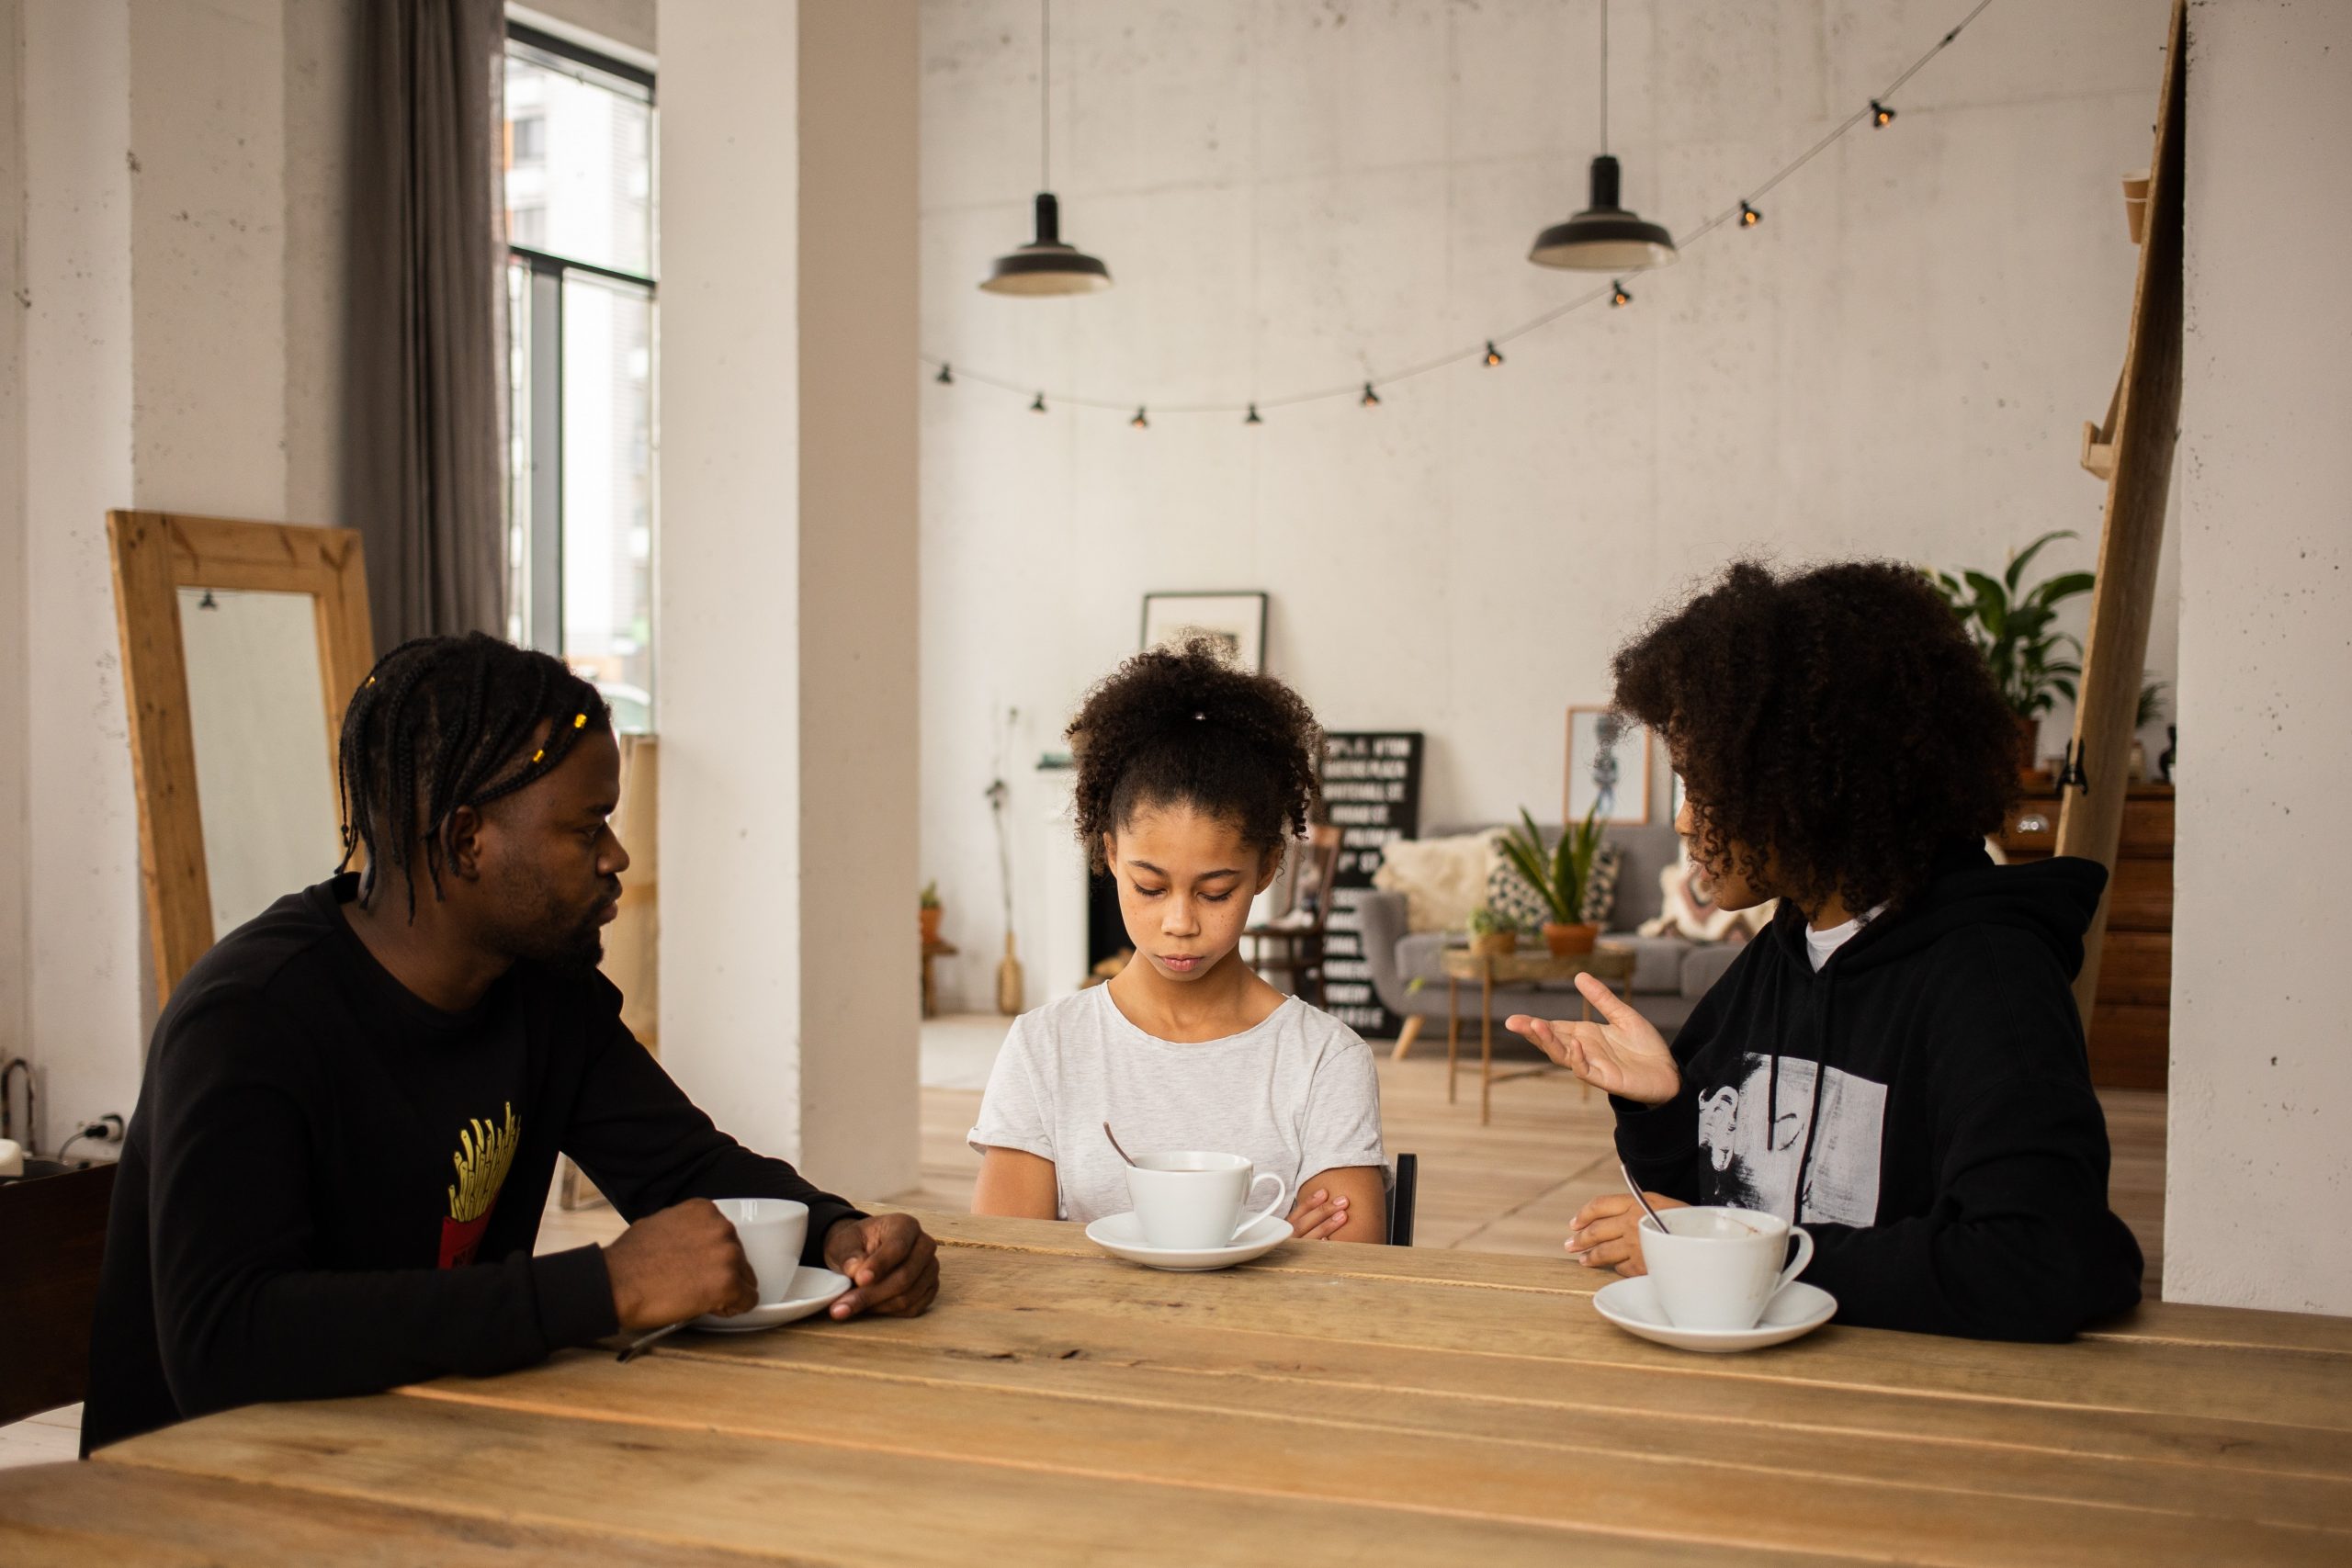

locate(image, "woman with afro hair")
[[968, 640, 1387, 1241], [1508, 559, 2143, 1340]]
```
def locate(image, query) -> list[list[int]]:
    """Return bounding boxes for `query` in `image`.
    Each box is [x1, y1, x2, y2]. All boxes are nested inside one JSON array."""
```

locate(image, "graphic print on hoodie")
[[1613, 840, 2144, 1341]]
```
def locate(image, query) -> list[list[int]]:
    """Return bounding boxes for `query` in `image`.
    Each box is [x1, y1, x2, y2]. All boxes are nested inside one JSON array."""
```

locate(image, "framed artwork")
[[1140, 592, 1268, 671], [1565, 705, 1650, 827]]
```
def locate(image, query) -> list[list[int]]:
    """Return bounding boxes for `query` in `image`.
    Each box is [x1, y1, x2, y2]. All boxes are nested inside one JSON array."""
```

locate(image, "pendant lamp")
[[1529, 0, 1677, 273], [980, 0, 1112, 296]]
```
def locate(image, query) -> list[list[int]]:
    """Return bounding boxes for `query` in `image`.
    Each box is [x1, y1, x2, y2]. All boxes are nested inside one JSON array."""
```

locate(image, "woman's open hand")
[[1506, 973, 1681, 1105]]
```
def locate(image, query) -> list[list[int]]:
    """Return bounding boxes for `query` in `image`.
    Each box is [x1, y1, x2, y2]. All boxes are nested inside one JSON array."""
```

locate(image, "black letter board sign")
[[1317, 731, 1423, 1038]]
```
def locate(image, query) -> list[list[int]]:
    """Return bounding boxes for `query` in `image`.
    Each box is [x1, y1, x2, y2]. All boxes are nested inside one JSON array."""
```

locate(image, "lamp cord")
[[1599, 0, 1609, 158], [1040, 0, 1052, 191]]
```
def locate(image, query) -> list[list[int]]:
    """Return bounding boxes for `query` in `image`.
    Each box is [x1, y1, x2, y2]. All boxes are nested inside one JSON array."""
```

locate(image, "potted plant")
[[1466, 905, 1519, 958], [1498, 802, 1605, 957], [919, 880, 943, 944], [1926, 531, 2096, 773]]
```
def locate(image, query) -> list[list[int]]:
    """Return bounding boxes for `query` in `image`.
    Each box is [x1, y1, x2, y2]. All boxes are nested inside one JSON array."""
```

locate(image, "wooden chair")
[[0, 1162, 117, 1425], [1244, 823, 1343, 1008], [1386, 1153, 1418, 1247]]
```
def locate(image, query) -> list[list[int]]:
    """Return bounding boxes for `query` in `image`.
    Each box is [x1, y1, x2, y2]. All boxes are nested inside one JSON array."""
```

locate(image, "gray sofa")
[[1360, 820, 1744, 1047]]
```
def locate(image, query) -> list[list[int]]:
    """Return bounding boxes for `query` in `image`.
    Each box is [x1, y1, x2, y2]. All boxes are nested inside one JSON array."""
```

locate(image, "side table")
[[921, 937, 959, 1020], [1441, 944, 1637, 1125]]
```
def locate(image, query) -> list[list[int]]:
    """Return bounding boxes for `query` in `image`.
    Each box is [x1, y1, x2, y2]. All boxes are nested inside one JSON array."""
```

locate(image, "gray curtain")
[[344, 0, 507, 652]]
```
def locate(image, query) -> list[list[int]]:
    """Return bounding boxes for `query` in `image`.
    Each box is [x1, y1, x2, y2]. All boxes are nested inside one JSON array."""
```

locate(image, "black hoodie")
[[1614, 841, 2143, 1341]]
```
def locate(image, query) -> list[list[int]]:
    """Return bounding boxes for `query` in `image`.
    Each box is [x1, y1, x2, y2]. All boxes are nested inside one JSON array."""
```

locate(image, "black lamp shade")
[[1529, 155, 1678, 272], [980, 192, 1113, 296]]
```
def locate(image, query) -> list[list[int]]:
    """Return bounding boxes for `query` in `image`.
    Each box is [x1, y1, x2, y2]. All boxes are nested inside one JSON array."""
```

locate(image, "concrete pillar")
[[2167, 0, 2352, 1315], [658, 1, 921, 1200]]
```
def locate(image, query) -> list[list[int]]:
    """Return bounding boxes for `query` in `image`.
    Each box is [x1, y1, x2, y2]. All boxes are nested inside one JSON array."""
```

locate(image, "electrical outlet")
[[78, 1113, 127, 1144]]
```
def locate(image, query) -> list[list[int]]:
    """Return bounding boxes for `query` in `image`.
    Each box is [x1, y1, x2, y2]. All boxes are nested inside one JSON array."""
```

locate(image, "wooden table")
[[7, 1210, 2348, 1564], [1443, 942, 1637, 1123], [919, 936, 957, 1020]]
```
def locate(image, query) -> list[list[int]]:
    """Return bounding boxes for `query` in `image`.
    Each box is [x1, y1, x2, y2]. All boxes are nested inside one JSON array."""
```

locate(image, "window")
[[502, 22, 657, 733]]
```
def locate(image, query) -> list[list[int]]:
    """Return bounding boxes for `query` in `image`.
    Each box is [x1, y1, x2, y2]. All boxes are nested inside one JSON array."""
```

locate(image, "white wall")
[[917, 0, 2178, 1010], [660, 0, 922, 1201], [2, 0, 356, 1151], [2167, 0, 2352, 1316]]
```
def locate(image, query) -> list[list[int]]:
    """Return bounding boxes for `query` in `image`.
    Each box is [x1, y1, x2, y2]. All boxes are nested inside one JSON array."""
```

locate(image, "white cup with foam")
[[1640, 1205, 1814, 1331]]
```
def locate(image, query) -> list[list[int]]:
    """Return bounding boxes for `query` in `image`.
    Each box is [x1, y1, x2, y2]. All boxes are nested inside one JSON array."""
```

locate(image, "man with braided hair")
[[84, 634, 938, 1451]]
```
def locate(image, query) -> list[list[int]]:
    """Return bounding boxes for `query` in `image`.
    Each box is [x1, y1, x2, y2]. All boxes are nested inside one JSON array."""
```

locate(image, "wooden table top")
[[7, 1209, 2350, 1564], [1440, 941, 1635, 984]]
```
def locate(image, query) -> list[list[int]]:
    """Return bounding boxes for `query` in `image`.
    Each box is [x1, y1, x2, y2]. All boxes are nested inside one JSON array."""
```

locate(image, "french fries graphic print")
[[437, 1102, 520, 1269]]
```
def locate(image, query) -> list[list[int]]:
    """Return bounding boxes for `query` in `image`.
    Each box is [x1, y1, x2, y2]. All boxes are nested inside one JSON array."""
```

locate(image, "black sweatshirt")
[[83, 874, 864, 1452], [1614, 842, 2143, 1341]]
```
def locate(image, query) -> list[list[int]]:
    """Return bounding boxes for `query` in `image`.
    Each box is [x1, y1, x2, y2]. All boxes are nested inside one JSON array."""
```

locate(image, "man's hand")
[[1287, 1186, 1352, 1240], [821, 1213, 941, 1320], [1566, 1191, 1688, 1276], [604, 1199, 758, 1330], [1506, 974, 1682, 1105]]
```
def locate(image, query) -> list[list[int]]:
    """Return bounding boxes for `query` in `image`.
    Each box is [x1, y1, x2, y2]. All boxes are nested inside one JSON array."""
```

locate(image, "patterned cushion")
[[1483, 841, 1624, 928], [1373, 831, 1502, 933]]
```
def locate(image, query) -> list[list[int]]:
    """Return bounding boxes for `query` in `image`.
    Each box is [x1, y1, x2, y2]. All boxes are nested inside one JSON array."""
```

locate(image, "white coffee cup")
[[712, 1196, 809, 1310], [1125, 1151, 1290, 1251], [1640, 1205, 1814, 1331]]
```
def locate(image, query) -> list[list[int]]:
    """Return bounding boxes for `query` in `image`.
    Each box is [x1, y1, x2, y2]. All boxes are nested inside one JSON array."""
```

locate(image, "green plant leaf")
[[2004, 530, 2077, 594]]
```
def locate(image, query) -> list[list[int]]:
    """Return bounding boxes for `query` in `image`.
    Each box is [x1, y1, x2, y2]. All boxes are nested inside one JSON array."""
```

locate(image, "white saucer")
[[691, 1266, 853, 1332], [1593, 1275, 1837, 1353], [1084, 1211, 1293, 1271]]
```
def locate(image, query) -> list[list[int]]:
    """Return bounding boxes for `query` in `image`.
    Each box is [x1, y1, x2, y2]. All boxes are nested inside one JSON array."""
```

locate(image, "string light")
[[926, 0, 1991, 422], [1031, 392, 1046, 412]]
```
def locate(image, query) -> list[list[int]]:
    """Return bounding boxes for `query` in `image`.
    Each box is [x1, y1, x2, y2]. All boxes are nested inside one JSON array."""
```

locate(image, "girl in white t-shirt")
[[969, 640, 1386, 1239]]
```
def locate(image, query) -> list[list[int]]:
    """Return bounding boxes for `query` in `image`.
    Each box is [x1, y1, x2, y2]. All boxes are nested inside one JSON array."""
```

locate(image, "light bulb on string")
[[1611, 280, 1633, 308], [1483, 342, 1504, 367], [1244, 404, 1262, 425], [1871, 99, 1895, 128], [1131, 407, 1148, 429], [1739, 200, 1762, 228], [1031, 392, 1046, 412], [1361, 382, 1381, 408], [936, 364, 954, 384]]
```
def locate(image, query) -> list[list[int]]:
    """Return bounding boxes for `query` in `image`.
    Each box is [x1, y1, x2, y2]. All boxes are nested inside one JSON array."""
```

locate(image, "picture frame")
[[1565, 705, 1650, 828], [1140, 592, 1268, 672]]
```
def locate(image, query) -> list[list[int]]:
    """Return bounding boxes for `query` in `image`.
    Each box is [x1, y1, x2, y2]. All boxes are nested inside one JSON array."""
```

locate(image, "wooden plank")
[[2089, 1001, 2170, 1089], [2098, 931, 2172, 1006], [2104, 855, 2174, 930], [447, 1337, 2352, 1532], [0, 1461, 752, 1566], [2056, 0, 2187, 1016], [107, 510, 217, 1002], [99, 1396, 1826, 1568]]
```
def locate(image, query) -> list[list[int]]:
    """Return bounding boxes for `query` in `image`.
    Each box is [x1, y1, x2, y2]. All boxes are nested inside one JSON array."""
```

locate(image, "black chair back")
[[1386, 1152, 1418, 1247]]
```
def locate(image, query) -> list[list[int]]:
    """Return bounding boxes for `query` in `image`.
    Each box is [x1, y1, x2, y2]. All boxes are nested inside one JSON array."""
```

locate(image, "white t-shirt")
[[968, 985, 1386, 1225], [1804, 904, 1890, 971]]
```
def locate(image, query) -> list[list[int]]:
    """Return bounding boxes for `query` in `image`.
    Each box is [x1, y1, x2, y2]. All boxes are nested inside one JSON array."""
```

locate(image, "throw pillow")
[[1373, 830, 1500, 933], [1637, 848, 1775, 943], [1484, 839, 1624, 930]]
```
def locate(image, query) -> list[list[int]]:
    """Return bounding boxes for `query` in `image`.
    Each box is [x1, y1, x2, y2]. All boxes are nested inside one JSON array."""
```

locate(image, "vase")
[[1544, 922, 1600, 957], [1470, 931, 1518, 958], [920, 905, 943, 943]]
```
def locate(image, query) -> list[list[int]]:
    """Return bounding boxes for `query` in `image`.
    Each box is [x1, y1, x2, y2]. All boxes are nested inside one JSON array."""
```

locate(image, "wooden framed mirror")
[[107, 512, 375, 1006]]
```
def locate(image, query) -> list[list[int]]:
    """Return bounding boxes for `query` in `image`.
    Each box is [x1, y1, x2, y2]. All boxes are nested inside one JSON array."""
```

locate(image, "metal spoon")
[[1619, 1160, 1669, 1233], [616, 1320, 686, 1363], [1103, 1122, 1139, 1167]]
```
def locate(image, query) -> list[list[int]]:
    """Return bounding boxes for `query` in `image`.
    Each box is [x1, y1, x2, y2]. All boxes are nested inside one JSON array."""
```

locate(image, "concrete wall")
[[2167, 0, 2352, 1316], [917, 0, 2179, 1010], [660, 0, 922, 1200], [2, 0, 356, 1151]]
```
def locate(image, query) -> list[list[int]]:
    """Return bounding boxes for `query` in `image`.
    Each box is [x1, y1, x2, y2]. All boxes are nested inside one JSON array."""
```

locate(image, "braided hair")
[[336, 633, 612, 916], [1068, 638, 1324, 874]]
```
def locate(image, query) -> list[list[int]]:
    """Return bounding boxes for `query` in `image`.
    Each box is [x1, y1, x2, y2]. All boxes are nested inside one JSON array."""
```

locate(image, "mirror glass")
[[177, 587, 344, 937]]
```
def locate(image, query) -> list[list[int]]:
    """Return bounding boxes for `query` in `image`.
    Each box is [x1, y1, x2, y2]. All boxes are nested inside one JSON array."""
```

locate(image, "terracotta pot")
[[919, 905, 943, 944], [1544, 922, 1600, 957], [1469, 930, 1518, 958]]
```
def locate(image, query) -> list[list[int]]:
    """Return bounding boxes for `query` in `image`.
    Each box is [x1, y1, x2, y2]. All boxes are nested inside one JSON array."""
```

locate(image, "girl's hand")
[[1287, 1187, 1351, 1241], [1566, 1191, 1687, 1276], [1506, 974, 1682, 1105]]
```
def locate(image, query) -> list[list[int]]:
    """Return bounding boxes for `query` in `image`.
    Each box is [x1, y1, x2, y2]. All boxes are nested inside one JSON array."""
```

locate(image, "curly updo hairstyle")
[[1068, 638, 1324, 874], [1611, 558, 2018, 917]]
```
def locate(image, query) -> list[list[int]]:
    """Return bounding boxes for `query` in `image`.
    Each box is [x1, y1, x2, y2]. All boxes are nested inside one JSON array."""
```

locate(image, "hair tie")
[[1193, 711, 1207, 721]]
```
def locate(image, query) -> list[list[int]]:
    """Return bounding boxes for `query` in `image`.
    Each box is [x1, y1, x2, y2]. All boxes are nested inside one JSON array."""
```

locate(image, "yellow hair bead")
[[531, 748, 545, 763], [572, 712, 586, 729]]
